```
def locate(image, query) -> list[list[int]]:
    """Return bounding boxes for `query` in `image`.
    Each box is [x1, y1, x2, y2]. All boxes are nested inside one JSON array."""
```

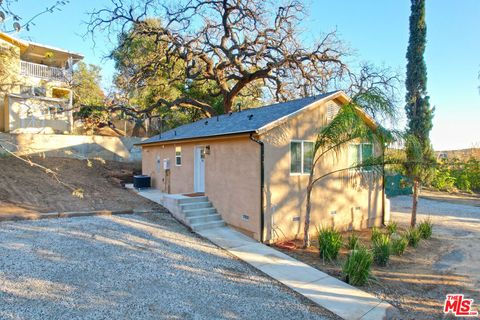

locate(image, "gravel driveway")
[[0, 212, 334, 320], [390, 195, 480, 288]]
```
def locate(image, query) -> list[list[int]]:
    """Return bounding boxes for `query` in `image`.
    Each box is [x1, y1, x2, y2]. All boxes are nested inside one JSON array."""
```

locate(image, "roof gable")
[[139, 91, 348, 145]]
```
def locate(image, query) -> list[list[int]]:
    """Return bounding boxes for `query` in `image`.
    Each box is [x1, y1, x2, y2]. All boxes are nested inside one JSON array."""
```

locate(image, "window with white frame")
[[290, 141, 314, 175], [348, 143, 374, 170], [175, 146, 182, 166]]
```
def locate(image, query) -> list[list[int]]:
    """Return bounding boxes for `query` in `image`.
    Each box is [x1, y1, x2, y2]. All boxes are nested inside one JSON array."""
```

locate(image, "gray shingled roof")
[[138, 91, 339, 145]]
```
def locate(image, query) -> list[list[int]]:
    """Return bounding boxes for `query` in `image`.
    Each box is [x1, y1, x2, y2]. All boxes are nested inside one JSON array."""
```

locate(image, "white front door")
[[194, 146, 205, 193]]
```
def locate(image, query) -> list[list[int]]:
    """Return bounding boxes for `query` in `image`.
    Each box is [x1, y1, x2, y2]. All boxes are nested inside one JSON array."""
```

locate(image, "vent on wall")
[[326, 103, 340, 121]]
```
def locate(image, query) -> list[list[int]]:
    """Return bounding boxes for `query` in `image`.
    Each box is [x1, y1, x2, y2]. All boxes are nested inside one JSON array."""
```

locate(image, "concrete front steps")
[[178, 196, 225, 231]]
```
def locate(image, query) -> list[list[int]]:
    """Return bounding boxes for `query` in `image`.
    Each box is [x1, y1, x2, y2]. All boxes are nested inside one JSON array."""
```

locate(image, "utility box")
[[163, 159, 170, 170], [133, 175, 151, 189]]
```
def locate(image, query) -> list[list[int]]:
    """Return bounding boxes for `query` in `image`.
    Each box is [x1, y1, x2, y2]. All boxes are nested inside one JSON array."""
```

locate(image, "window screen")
[[303, 142, 314, 174], [290, 142, 302, 174]]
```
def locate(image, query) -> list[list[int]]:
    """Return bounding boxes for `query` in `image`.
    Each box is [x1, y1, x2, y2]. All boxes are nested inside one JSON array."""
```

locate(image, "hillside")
[[436, 148, 480, 160], [0, 156, 161, 214]]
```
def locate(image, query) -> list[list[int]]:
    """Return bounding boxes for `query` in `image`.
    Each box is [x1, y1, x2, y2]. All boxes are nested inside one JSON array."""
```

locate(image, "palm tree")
[[302, 92, 395, 248]]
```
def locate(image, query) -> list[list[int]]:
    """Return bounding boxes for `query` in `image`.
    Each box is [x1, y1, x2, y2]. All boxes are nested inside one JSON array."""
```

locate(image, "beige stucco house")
[[0, 32, 83, 134], [138, 91, 387, 243]]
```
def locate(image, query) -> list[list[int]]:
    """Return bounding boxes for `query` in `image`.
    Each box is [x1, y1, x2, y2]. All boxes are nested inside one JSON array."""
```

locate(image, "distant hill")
[[436, 148, 480, 161]]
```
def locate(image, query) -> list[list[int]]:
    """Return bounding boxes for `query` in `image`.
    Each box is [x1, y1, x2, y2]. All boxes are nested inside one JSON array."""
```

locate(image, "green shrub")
[[386, 221, 398, 235], [391, 234, 408, 255], [346, 233, 360, 250], [372, 234, 391, 266], [431, 167, 456, 192], [371, 227, 382, 242], [418, 218, 433, 239], [406, 227, 421, 247], [430, 158, 480, 192], [343, 247, 373, 286], [317, 226, 343, 262]]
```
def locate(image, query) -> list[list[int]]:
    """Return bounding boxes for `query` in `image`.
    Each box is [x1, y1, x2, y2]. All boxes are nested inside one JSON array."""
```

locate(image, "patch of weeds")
[[406, 227, 421, 247], [317, 226, 343, 262], [0, 151, 10, 158], [343, 246, 373, 286], [372, 234, 391, 266], [418, 218, 433, 239]]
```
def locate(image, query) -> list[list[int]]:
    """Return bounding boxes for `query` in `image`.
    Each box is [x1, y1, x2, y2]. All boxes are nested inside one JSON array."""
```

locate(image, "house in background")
[[138, 91, 388, 243], [0, 32, 83, 134]]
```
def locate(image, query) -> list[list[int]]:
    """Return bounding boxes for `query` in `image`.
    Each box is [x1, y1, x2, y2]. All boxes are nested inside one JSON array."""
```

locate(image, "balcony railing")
[[20, 60, 72, 82]]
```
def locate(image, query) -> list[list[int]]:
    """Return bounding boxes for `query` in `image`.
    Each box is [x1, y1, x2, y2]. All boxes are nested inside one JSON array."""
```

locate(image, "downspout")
[[249, 133, 265, 243]]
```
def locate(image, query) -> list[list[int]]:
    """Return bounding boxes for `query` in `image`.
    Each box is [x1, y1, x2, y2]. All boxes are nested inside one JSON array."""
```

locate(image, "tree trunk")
[[411, 178, 420, 227], [303, 179, 314, 248], [223, 96, 233, 113]]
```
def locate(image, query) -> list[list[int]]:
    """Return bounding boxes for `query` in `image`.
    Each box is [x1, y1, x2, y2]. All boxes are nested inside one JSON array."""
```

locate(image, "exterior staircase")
[[178, 196, 225, 231]]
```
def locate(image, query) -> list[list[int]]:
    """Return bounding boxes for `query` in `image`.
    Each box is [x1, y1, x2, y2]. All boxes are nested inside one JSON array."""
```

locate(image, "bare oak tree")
[[0, 0, 69, 33], [88, 0, 351, 115]]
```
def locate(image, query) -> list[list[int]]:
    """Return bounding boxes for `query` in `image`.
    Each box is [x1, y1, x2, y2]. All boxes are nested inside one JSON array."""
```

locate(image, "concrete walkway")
[[198, 227, 395, 320]]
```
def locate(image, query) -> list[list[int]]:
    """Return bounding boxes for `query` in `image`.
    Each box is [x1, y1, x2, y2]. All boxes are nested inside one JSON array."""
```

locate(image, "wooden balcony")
[[20, 60, 72, 82]]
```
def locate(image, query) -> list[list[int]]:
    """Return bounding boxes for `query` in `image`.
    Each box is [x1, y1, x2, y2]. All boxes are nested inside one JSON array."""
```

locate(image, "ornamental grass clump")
[[386, 221, 398, 235], [317, 226, 343, 262], [418, 218, 433, 239], [372, 234, 391, 266], [343, 246, 373, 286], [406, 227, 421, 247], [346, 233, 360, 250], [371, 226, 382, 243], [390, 234, 408, 255]]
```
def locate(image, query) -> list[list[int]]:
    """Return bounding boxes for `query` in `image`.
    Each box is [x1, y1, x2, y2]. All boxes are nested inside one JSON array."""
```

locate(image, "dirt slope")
[[0, 156, 161, 213]]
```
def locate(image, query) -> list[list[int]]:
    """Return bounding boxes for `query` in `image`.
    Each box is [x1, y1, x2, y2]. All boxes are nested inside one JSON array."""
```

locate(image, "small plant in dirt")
[[372, 234, 391, 266], [418, 218, 433, 239], [386, 221, 398, 235], [371, 226, 382, 242], [390, 233, 408, 255], [346, 233, 360, 250], [406, 227, 421, 247], [343, 246, 373, 286], [317, 226, 343, 262]]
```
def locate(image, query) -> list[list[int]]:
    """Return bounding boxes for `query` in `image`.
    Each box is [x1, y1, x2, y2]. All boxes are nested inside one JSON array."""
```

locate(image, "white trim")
[[194, 146, 205, 193], [175, 146, 182, 166]]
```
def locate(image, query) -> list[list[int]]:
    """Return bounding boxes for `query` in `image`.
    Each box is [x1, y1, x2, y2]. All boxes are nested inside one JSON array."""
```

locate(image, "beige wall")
[[0, 39, 20, 131], [142, 136, 262, 239], [261, 98, 384, 242], [6, 95, 71, 134], [0, 132, 144, 162]]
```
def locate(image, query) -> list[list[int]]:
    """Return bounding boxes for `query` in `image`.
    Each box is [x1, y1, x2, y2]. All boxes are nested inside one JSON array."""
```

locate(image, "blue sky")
[[6, 0, 480, 150]]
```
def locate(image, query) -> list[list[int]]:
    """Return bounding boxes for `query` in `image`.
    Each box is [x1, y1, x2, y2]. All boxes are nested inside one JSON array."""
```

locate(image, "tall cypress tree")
[[405, 0, 434, 226]]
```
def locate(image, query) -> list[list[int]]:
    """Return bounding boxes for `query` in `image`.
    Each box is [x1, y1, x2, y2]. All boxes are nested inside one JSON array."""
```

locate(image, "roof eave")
[[135, 131, 255, 146]]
